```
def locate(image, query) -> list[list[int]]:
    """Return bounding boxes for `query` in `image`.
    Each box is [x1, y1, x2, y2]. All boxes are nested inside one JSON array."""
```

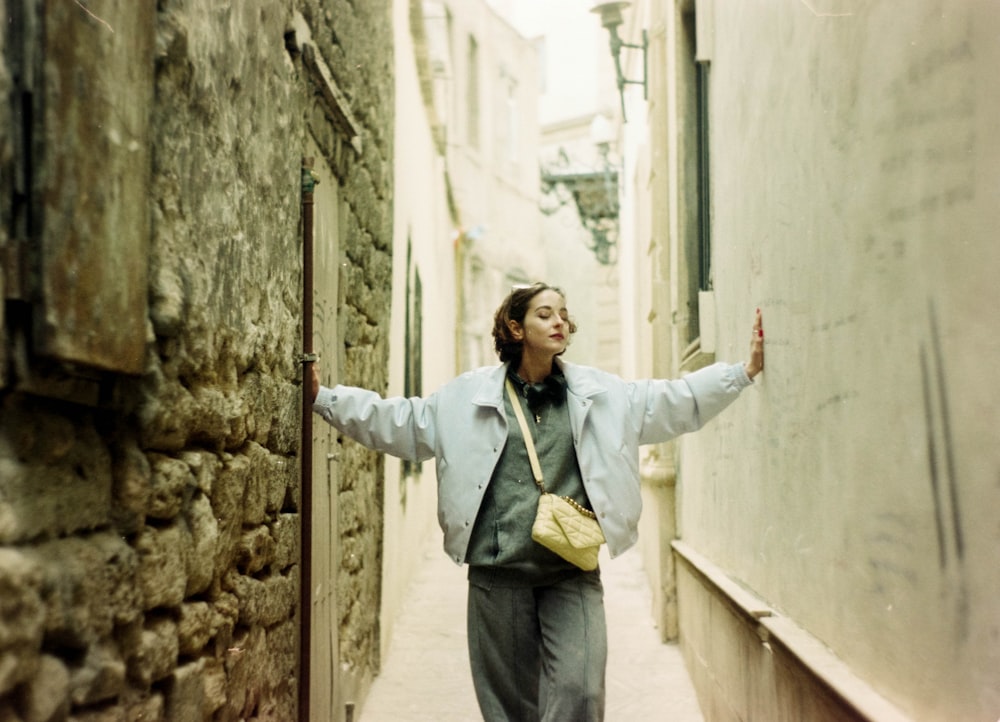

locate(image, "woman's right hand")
[[309, 364, 321, 404]]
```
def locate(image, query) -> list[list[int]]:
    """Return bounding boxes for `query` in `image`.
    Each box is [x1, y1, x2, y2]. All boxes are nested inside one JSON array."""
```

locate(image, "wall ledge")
[[679, 337, 715, 373], [672, 541, 912, 722]]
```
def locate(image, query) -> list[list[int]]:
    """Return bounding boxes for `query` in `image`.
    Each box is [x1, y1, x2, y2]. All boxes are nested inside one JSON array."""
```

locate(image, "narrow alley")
[[2, 0, 996, 719], [360, 536, 704, 721]]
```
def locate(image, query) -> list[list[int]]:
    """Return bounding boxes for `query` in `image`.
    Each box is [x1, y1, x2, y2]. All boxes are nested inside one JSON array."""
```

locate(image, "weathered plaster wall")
[[676, 1, 1000, 720], [0, 1, 393, 719], [376, 0, 453, 667]]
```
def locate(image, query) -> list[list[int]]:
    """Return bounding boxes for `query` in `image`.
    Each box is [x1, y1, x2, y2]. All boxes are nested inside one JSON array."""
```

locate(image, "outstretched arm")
[[310, 372, 437, 462], [640, 310, 763, 443]]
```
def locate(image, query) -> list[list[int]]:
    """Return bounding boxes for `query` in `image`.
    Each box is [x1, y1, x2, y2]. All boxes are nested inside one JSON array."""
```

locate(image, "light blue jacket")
[[313, 359, 752, 564]]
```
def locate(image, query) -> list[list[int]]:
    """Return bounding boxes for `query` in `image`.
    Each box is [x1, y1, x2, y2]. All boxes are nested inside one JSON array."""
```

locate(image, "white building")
[[380, 0, 549, 691]]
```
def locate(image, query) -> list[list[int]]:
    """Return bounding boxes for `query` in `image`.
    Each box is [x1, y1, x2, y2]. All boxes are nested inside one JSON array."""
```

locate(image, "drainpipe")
[[299, 157, 319, 720]]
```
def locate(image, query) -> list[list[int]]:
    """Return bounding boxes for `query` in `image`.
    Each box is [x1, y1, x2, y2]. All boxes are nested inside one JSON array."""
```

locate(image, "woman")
[[310, 282, 764, 721]]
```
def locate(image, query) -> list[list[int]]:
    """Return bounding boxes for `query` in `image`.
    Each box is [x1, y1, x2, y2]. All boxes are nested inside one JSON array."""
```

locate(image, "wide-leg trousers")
[[466, 569, 607, 722]]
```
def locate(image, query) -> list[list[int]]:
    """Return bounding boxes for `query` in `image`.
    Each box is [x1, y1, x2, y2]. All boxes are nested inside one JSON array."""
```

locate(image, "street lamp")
[[590, 1, 648, 122]]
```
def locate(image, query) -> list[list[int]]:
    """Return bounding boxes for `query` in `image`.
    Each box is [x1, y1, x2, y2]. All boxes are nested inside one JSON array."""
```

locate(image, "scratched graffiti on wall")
[[919, 300, 964, 571]]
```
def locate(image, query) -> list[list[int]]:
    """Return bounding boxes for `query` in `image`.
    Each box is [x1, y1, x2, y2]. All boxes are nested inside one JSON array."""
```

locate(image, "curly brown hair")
[[491, 282, 578, 363]]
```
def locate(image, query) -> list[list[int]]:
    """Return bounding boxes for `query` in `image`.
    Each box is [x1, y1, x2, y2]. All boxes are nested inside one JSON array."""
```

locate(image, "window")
[[506, 84, 519, 164], [696, 62, 711, 295], [679, 7, 712, 354], [402, 237, 423, 480], [466, 35, 480, 149], [496, 66, 519, 173]]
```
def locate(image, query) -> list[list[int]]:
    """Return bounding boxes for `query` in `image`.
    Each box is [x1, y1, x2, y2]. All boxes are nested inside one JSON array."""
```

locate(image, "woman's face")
[[511, 289, 570, 357]]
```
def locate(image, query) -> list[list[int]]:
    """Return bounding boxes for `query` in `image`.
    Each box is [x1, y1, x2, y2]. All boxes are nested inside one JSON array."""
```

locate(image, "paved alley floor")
[[360, 538, 705, 721]]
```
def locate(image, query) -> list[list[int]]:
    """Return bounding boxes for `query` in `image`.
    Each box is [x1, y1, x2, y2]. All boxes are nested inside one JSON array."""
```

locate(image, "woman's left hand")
[[745, 309, 764, 380]]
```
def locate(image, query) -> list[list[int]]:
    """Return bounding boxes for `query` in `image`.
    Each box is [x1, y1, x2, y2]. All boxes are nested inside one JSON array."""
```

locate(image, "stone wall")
[[0, 1, 393, 720]]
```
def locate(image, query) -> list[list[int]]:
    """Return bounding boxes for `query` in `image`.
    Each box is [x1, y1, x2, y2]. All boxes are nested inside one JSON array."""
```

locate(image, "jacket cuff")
[[313, 386, 337, 415], [730, 362, 753, 390]]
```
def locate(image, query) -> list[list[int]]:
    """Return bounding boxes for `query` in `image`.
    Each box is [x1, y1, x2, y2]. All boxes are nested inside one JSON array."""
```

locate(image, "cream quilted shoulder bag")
[[506, 380, 605, 571]]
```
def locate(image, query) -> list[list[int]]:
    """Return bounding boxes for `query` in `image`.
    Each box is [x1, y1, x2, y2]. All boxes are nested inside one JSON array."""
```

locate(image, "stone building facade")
[[491, 1, 627, 376], [418, 0, 546, 372], [0, 1, 393, 720]]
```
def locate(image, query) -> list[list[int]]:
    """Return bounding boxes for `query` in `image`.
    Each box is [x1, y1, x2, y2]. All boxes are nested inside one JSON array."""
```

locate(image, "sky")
[[486, 0, 609, 125]]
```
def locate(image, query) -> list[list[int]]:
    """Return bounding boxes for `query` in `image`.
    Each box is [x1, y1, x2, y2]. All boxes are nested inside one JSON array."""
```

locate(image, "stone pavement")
[[360, 537, 705, 721]]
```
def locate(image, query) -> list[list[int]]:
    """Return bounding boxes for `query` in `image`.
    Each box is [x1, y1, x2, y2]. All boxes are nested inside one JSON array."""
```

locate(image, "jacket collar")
[[470, 358, 606, 408], [556, 358, 607, 399], [471, 364, 509, 408]]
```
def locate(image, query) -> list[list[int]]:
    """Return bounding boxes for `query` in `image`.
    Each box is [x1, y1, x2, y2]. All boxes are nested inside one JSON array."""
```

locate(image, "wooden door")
[[306, 140, 342, 721]]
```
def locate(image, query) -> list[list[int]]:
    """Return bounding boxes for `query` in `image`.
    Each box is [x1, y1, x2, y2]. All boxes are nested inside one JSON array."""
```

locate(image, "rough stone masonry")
[[0, 1, 394, 719]]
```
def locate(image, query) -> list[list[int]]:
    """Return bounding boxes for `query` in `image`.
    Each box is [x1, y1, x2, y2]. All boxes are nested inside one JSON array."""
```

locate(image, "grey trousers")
[[466, 569, 607, 722]]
